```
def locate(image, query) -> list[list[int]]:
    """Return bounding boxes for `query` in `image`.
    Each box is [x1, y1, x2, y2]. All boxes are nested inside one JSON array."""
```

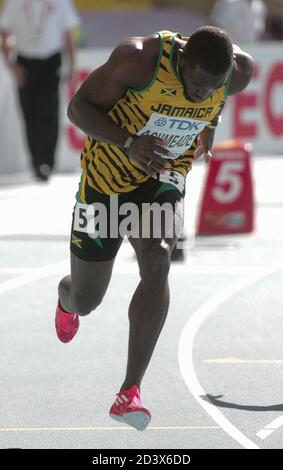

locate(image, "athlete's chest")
[[124, 81, 224, 159], [129, 75, 224, 121]]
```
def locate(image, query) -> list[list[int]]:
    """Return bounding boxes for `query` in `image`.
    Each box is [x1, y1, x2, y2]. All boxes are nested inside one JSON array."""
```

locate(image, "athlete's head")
[[178, 26, 233, 102]]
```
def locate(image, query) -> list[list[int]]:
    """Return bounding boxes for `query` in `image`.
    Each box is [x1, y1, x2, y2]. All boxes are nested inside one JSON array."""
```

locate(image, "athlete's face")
[[178, 52, 229, 103]]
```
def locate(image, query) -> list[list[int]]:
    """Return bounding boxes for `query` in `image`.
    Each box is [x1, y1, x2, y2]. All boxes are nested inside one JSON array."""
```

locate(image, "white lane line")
[[178, 264, 283, 449], [203, 358, 283, 364], [0, 264, 259, 278], [256, 417, 283, 440], [0, 260, 260, 301], [0, 260, 69, 296], [0, 425, 220, 432], [113, 264, 259, 275], [0, 268, 39, 274]]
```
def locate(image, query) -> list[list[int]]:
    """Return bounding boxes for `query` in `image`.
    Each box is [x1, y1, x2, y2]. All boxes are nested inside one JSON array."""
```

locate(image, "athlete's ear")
[[232, 43, 241, 61]]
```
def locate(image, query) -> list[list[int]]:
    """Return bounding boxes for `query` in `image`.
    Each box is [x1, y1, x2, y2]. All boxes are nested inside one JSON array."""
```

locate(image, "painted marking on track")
[[203, 358, 283, 364], [0, 268, 33, 274], [0, 242, 281, 446], [256, 417, 283, 440], [0, 264, 260, 294], [0, 260, 69, 296], [178, 264, 283, 450], [0, 426, 220, 432]]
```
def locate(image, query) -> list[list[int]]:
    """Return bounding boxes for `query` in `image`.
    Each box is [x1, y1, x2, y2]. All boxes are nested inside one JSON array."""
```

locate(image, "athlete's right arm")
[[67, 37, 172, 175]]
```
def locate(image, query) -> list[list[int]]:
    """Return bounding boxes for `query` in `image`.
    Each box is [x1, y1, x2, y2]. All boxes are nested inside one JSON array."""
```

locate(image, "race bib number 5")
[[159, 170, 186, 195], [74, 202, 95, 233]]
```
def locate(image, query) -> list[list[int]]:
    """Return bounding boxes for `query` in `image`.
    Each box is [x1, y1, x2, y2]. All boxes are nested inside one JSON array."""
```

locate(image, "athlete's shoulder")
[[105, 34, 161, 89], [228, 44, 255, 95], [108, 34, 161, 72]]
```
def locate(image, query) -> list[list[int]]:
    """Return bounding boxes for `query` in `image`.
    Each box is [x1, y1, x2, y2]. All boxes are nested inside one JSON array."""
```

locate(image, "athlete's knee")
[[70, 291, 104, 316], [139, 240, 171, 285]]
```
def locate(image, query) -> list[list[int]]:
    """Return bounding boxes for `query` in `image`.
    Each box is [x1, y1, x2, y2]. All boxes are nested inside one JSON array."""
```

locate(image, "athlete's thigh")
[[130, 198, 184, 256], [70, 194, 124, 303], [129, 180, 184, 257]]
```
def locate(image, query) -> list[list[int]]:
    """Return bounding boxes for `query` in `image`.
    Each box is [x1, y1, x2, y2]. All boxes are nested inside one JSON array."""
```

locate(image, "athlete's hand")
[[128, 135, 173, 176], [193, 127, 215, 163]]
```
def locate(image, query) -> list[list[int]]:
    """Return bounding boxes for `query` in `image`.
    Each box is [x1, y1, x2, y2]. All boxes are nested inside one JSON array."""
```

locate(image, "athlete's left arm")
[[193, 127, 215, 163], [194, 47, 254, 163]]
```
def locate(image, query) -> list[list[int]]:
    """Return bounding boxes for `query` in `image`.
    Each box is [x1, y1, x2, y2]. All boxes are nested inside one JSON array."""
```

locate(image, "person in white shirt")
[[210, 0, 267, 43], [0, 0, 80, 181]]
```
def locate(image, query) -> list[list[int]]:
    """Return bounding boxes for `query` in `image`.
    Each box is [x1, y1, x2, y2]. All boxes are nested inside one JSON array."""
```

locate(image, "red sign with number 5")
[[196, 140, 254, 235]]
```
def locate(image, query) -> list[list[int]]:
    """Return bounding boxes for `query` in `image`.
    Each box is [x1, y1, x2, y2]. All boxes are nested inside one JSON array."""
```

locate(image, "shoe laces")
[[117, 386, 141, 406], [58, 312, 77, 328]]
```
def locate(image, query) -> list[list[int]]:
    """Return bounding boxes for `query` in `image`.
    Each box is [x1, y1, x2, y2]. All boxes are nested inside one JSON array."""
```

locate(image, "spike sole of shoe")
[[109, 411, 151, 431]]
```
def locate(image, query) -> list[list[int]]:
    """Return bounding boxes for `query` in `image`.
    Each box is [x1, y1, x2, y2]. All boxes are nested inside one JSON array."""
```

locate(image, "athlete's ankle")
[[58, 299, 73, 315], [120, 381, 141, 392]]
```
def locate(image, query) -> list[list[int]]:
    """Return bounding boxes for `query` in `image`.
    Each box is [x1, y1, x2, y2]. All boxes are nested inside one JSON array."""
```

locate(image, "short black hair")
[[183, 26, 233, 74]]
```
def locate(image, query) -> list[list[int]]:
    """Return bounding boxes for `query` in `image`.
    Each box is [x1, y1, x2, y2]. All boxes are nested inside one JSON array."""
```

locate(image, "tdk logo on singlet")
[[154, 118, 167, 127], [154, 116, 202, 131]]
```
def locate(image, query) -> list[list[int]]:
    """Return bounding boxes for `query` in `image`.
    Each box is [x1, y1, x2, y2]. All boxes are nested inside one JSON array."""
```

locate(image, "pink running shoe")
[[109, 385, 151, 431], [55, 300, 79, 343]]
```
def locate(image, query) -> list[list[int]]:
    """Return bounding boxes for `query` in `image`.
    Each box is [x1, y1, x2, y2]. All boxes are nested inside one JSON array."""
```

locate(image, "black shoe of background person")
[[34, 164, 51, 182]]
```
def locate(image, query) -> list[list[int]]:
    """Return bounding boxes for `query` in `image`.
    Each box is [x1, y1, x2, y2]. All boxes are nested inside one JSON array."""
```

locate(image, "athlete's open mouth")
[[189, 94, 205, 103]]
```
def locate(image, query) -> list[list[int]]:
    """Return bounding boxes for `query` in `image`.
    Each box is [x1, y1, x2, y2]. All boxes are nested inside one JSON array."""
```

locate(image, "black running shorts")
[[70, 177, 184, 262]]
